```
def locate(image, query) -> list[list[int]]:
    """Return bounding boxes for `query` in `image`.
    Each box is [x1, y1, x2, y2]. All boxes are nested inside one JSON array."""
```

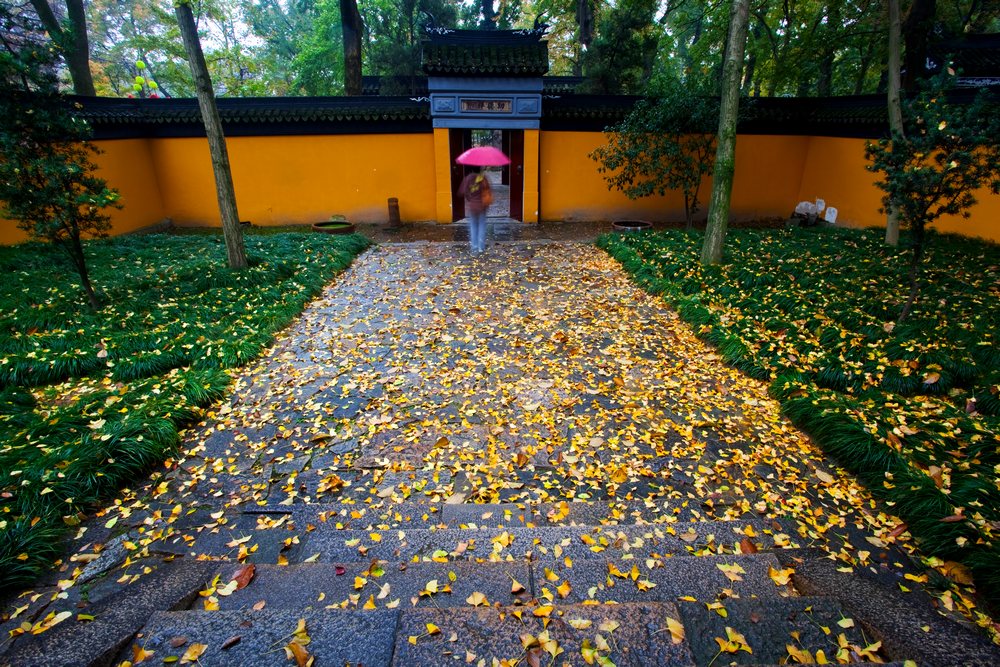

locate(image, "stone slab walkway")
[[123, 242, 898, 531], [6, 240, 991, 666]]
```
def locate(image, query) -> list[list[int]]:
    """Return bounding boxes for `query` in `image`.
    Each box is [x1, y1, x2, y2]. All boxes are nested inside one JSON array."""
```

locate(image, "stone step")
[[392, 602, 696, 666], [123, 609, 398, 667], [1, 558, 216, 667], [246, 498, 778, 529], [530, 553, 788, 604], [210, 560, 533, 612], [677, 595, 895, 666], [296, 523, 785, 565], [207, 552, 788, 614], [153, 514, 782, 564], [783, 549, 1000, 666], [125, 604, 704, 667]]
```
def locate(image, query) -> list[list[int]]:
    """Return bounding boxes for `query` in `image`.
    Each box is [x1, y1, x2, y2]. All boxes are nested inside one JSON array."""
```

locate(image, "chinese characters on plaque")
[[460, 98, 513, 113]]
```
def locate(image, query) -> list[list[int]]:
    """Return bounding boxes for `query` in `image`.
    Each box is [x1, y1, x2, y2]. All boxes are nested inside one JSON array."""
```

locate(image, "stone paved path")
[[3, 241, 998, 666], [135, 242, 889, 524]]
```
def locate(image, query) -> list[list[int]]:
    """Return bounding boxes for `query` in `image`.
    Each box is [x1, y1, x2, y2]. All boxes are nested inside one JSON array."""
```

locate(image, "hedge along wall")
[[0, 138, 168, 245]]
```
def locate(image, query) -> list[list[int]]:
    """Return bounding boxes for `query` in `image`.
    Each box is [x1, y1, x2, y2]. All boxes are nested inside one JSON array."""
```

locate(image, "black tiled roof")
[[360, 75, 583, 95], [542, 90, 997, 137], [72, 95, 432, 138], [929, 34, 1000, 77], [421, 41, 549, 76], [420, 30, 549, 76], [69, 89, 996, 140]]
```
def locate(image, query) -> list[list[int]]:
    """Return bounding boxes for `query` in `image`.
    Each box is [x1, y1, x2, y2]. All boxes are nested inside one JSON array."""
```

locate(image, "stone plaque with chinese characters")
[[460, 98, 512, 113]]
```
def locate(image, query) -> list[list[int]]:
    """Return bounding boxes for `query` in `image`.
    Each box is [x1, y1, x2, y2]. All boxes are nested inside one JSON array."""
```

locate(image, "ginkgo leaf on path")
[[666, 617, 685, 644], [717, 563, 745, 582], [715, 627, 752, 654], [232, 564, 255, 589], [769, 566, 795, 586], [180, 643, 207, 664], [132, 644, 154, 664]]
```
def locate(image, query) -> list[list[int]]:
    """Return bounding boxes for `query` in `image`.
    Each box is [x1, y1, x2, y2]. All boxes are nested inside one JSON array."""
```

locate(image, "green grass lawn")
[[0, 231, 370, 589], [598, 226, 1000, 609]]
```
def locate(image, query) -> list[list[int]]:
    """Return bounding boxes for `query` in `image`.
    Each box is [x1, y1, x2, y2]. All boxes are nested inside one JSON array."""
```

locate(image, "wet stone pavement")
[[50, 242, 909, 555], [6, 239, 989, 666]]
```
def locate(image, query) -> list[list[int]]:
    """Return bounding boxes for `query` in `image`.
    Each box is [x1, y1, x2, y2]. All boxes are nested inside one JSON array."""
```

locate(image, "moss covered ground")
[[598, 226, 1000, 610], [0, 231, 370, 588]]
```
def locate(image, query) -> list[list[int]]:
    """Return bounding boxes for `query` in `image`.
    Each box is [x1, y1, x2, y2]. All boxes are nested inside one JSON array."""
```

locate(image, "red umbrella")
[[455, 146, 511, 166]]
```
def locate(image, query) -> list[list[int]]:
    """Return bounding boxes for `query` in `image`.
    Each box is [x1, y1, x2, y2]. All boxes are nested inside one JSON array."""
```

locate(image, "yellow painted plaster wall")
[[539, 132, 810, 223], [151, 134, 437, 227], [1, 138, 166, 245], [797, 136, 1000, 243]]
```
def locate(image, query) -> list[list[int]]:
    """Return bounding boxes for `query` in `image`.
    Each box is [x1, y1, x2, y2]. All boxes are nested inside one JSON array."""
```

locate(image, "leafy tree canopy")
[[0, 3, 120, 309], [866, 70, 1000, 321], [591, 77, 719, 227]]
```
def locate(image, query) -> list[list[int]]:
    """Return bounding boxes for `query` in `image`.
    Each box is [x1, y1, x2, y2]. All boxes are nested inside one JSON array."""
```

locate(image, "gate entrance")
[[449, 129, 524, 222], [424, 27, 547, 224]]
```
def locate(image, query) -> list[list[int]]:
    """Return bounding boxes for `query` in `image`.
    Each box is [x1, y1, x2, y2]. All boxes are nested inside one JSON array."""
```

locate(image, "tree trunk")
[[480, 0, 497, 28], [853, 46, 873, 94], [577, 0, 594, 46], [901, 0, 936, 91], [817, 1, 840, 97], [684, 192, 693, 230], [742, 44, 757, 94], [30, 0, 96, 95], [175, 1, 247, 270], [897, 223, 925, 322], [701, 0, 750, 266], [340, 0, 363, 95], [62, 231, 101, 310], [885, 0, 905, 247]]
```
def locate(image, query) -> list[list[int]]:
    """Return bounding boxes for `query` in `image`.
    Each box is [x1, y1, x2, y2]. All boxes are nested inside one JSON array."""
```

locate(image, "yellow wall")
[[5, 130, 998, 245], [1, 138, 166, 245], [797, 136, 1000, 242], [539, 132, 811, 223], [153, 134, 437, 226]]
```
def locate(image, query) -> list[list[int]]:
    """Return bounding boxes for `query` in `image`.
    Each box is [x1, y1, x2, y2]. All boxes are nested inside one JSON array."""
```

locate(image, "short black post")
[[387, 197, 401, 228]]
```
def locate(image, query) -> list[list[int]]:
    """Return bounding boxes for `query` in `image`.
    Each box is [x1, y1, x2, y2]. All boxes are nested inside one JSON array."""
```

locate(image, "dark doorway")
[[449, 128, 524, 222]]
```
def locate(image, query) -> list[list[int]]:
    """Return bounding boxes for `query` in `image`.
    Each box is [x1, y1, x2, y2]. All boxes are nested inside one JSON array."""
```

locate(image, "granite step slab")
[[287, 499, 780, 529], [298, 523, 785, 564], [785, 549, 1000, 667], [391, 601, 697, 667], [149, 519, 304, 564], [210, 560, 533, 612], [124, 609, 398, 667], [2, 558, 215, 667], [678, 595, 890, 666], [533, 552, 790, 605]]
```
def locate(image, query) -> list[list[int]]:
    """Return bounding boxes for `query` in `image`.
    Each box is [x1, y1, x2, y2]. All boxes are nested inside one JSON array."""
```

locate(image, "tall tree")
[[701, 0, 750, 265], [580, 0, 660, 94], [901, 0, 936, 91], [243, 0, 318, 95], [28, 0, 95, 94], [1, 3, 118, 308], [174, 0, 247, 269], [591, 83, 719, 229], [341, 0, 362, 94], [884, 0, 905, 246], [361, 0, 460, 93], [866, 73, 1000, 322]]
